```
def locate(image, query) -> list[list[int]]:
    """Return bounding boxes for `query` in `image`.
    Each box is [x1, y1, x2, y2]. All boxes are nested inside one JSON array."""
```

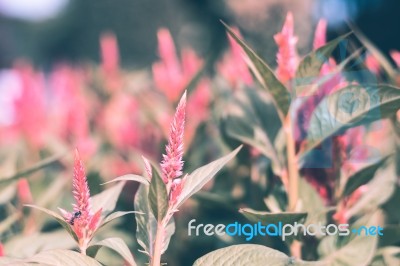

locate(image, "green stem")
[[150, 222, 164, 266]]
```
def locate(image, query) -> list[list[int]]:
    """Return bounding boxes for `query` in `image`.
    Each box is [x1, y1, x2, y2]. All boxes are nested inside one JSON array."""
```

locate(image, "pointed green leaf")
[[100, 211, 141, 229], [176, 146, 241, 209], [341, 156, 388, 198], [88, 237, 136, 266], [295, 33, 352, 96], [102, 174, 149, 185], [301, 84, 400, 156], [148, 165, 168, 221], [92, 182, 125, 217], [134, 184, 175, 256], [25, 205, 78, 242], [222, 22, 290, 119], [240, 208, 307, 225], [27, 249, 101, 265]]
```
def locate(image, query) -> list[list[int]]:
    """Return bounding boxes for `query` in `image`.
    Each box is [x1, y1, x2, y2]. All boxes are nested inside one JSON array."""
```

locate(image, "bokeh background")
[[1, 0, 400, 265]]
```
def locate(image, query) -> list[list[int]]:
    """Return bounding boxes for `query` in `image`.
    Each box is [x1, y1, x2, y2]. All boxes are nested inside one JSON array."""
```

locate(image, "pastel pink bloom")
[[59, 149, 102, 251], [390, 50, 400, 68], [100, 32, 119, 74], [0, 242, 3, 256], [49, 65, 97, 158], [365, 53, 381, 74], [17, 178, 33, 205], [313, 19, 327, 50], [169, 176, 185, 206], [12, 62, 47, 149], [100, 93, 140, 150], [274, 12, 299, 85], [217, 27, 253, 89], [161, 93, 186, 182], [100, 32, 121, 91], [152, 28, 203, 102]]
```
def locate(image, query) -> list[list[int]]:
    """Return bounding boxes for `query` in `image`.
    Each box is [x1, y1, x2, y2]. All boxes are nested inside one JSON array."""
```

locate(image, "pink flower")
[[390, 50, 400, 68], [217, 27, 253, 89], [100, 32, 121, 91], [17, 178, 33, 205], [161, 93, 186, 182], [152, 28, 203, 102], [12, 61, 47, 149], [59, 149, 102, 253], [365, 53, 381, 74], [274, 12, 299, 86], [0, 242, 3, 256], [313, 19, 327, 50]]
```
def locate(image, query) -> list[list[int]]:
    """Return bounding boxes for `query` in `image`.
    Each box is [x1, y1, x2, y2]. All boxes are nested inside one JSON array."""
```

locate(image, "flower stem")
[[151, 222, 164, 266], [285, 115, 299, 212]]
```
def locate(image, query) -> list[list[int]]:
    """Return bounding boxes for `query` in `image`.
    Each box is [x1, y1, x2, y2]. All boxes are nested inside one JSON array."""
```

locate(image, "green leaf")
[[148, 165, 168, 221], [302, 84, 400, 156], [100, 211, 141, 228], [350, 23, 397, 77], [0, 153, 64, 185], [193, 244, 323, 266], [240, 208, 307, 225], [134, 184, 157, 255], [176, 146, 241, 209], [25, 205, 78, 242], [27, 249, 101, 265], [134, 184, 175, 256], [319, 212, 379, 266], [340, 156, 388, 198], [295, 33, 352, 97], [102, 174, 149, 185], [91, 181, 125, 217], [87, 237, 136, 266], [372, 247, 400, 266], [298, 178, 328, 225], [222, 22, 290, 119]]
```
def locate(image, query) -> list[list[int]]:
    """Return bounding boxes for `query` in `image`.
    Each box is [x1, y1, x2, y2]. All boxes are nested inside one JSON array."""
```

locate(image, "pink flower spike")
[[390, 50, 400, 68], [73, 149, 92, 219], [274, 12, 299, 85], [17, 178, 33, 205], [161, 92, 186, 182], [0, 242, 3, 256], [100, 32, 120, 73], [313, 19, 327, 50]]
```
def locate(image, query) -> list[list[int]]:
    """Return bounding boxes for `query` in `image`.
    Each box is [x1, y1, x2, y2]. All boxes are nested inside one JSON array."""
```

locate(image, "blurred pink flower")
[[17, 178, 33, 205], [12, 62, 47, 149], [161, 92, 186, 182], [217, 27, 253, 89], [365, 53, 381, 74], [333, 185, 367, 224], [59, 149, 102, 253], [313, 19, 327, 50], [0, 242, 3, 256], [100, 93, 140, 150], [274, 12, 299, 86], [100, 32, 121, 91], [152, 28, 203, 102], [49, 65, 97, 158], [390, 50, 400, 68]]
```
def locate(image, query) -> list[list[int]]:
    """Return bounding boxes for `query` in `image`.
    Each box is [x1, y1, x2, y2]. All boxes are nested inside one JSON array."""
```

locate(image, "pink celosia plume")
[[365, 53, 381, 74], [100, 32, 121, 91], [161, 92, 186, 182], [313, 19, 327, 50], [274, 12, 299, 86], [390, 50, 400, 68], [218, 27, 253, 89], [17, 178, 33, 205], [59, 149, 102, 252]]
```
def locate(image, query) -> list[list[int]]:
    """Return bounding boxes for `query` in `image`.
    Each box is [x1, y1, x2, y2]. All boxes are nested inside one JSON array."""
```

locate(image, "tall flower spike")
[[59, 149, 102, 254], [313, 19, 327, 50], [73, 149, 91, 218], [274, 12, 299, 85], [161, 92, 186, 182]]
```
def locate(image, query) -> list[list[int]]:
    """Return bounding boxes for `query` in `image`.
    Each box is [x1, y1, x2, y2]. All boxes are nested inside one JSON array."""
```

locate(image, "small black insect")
[[69, 211, 82, 225]]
